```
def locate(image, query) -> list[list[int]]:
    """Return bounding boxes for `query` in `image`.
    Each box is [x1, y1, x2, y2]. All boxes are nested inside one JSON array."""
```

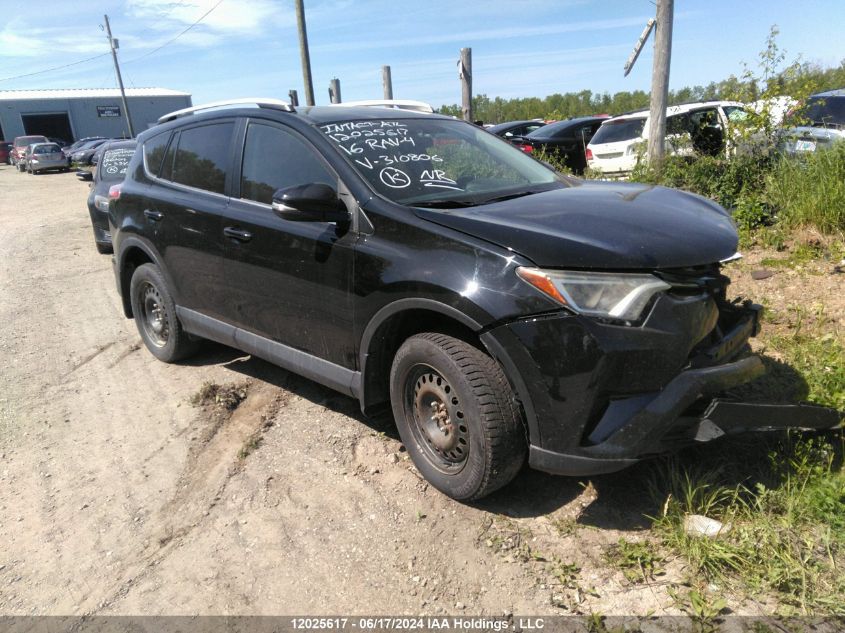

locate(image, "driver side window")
[[240, 123, 335, 205]]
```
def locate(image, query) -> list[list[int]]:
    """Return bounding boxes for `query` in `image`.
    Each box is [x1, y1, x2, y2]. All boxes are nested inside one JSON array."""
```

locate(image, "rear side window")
[[171, 122, 234, 195], [100, 147, 136, 182], [240, 123, 334, 205], [590, 118, 646, 144], [143, 132, 171, 177]]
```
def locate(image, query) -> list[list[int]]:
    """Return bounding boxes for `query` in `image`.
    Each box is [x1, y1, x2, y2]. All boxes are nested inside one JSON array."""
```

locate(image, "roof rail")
[[157, 98, 294, 124], [327, 99, 435, 114]]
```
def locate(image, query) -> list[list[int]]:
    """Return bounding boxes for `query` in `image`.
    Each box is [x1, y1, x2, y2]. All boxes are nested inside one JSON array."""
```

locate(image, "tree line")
[[438, 59, 845, 124]]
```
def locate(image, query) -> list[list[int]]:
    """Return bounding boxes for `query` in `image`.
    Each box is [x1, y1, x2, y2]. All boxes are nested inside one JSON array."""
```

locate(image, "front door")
[[219, 120, 358, 370]]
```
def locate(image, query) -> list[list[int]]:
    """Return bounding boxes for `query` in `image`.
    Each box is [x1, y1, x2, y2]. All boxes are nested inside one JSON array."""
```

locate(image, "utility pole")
[[329, 78, 341, 104], [646, 0, 673, 167], [382, 65, 393, 100], [104, 14, 134, 138], [294, 0, 315, 106], [459, 48, 472, 122]]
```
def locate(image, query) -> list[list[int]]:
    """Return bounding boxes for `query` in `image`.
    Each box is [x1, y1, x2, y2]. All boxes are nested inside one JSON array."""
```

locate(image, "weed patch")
[[649, 435, 845, 614]]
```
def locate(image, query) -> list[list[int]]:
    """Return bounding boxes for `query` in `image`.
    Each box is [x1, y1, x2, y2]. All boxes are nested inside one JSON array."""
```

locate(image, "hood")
[[413, 181, 738, 269]]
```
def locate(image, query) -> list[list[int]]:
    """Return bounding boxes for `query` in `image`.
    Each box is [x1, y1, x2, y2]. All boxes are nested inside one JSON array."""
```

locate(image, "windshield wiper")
[[476, 190, 539, 205], [410, 199, 479, 209]]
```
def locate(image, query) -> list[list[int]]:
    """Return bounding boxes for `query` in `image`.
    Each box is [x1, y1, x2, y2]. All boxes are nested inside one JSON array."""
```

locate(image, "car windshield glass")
[[318, 117, 562, 205], [803, 96, 845, 126], [526, 120, 576, 138], [590, 118, 646, 144], [35, 145, 60, 154], [17, 137, 46, 148]]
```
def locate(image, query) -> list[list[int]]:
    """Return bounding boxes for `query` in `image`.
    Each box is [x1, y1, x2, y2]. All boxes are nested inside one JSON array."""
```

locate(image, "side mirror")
[[77, 170, 93, 181], [271, 183, 349, 223]]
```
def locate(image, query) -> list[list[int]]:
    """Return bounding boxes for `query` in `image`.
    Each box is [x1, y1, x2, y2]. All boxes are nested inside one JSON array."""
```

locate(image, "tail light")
[[108, 184, 122, 201], [585, 148, 594, 161], [519, 144, 533, 153]]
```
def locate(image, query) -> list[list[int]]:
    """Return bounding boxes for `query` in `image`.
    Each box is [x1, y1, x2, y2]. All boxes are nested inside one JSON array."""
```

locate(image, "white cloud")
[[125, 0, 291, 37], [311, 15, 651, 53]]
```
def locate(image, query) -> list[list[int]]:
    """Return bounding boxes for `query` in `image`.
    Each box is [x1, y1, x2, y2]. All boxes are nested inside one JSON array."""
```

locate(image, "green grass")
[[650, 435, 845, 614], [767, 144, 845, 234], [605, 538, 664, 584]]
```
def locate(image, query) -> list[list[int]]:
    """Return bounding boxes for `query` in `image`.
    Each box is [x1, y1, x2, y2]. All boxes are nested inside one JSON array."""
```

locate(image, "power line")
[[0, 52, 111, 83], [123, 0, 226, 65]]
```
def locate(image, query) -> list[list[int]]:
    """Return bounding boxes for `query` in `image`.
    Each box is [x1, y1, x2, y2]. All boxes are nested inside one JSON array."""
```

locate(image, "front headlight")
[[516, 267, 671, 322]]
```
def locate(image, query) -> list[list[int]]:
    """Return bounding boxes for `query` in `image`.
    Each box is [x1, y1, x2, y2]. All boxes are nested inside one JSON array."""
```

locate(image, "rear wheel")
[[390, 333, 526, 501], [129, 263, 199, 362]]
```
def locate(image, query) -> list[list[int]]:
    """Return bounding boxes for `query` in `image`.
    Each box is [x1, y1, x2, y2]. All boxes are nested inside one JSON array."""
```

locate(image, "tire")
[[129, 263, 199, 363], [389, 333, 526, 501]]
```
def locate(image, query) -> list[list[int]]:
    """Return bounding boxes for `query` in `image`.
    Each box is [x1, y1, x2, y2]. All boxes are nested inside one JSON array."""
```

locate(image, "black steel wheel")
[[390, 333, 526, 501], [129, 263, 199, 363]]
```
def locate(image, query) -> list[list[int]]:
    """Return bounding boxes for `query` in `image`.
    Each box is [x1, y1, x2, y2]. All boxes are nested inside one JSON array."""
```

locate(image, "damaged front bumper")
[[483, 293, 842, 477], [529, 355, 841, 476]]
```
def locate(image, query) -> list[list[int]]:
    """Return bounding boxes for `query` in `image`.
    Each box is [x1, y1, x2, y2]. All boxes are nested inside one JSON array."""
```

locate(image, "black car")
[[69, 138, 112, 165], [487, 119, 546, 139], [108, 99, 838, 501], [85, 140, 137, 254], [512, 115, 609, 173]]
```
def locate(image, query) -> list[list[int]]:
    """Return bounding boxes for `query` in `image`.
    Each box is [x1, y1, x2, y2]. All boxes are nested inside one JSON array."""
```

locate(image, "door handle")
[[223, 226, 253, 242], [144, 209, 163, 222]]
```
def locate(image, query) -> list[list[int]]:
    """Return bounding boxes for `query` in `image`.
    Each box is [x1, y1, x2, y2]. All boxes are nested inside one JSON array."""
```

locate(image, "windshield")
[[16, 136, 47, 148], [318, 117, 562, 205], [803, 96, 845, 126], [590, 118, 646, 144], [34, 144, 60, 154], [526, 120, 578, 139]]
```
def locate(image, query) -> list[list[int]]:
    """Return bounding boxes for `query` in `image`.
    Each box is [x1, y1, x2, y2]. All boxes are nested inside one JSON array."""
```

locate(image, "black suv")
[[109, 99, 837, 501]]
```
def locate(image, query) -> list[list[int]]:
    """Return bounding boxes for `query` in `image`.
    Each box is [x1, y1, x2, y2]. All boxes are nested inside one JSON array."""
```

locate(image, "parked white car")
[[586, 101, 750, 176]]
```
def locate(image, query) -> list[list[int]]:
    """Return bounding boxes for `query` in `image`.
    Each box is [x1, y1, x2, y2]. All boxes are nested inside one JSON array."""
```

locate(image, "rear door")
[[147, 120, 235, 319], [219, 119, 357, 369]]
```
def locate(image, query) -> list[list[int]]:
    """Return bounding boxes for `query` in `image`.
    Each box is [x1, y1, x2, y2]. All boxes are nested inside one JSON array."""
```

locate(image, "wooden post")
[[288, 90, 299, 107], [329, 78, 342, 104], [294, 0, 315, 106], [382, 65, 393, 100], [104, 14, 134, 138], [647, 0, 673, 167], [460, 48, 472, 122]]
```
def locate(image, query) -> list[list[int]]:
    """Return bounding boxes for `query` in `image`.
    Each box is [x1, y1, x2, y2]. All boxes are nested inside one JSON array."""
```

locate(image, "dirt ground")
[[0, 165, 836, 617]]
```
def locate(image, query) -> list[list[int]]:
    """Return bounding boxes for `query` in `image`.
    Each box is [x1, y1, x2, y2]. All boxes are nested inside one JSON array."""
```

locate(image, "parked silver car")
[[24, 143, 69, 174], [779, 89, 845, 154]]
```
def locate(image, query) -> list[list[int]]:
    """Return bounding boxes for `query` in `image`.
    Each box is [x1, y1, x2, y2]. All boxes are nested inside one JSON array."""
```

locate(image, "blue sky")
[[1, 0, 843, 110]]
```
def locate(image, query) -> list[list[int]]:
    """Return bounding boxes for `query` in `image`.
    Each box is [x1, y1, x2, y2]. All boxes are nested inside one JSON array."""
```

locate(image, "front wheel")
[[129, 263, 199, 362], [390, 333, 526, 501]]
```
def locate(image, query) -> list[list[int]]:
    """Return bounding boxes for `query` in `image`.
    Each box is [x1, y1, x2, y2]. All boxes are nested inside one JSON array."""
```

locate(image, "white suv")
[[587, 101, 750, 176]]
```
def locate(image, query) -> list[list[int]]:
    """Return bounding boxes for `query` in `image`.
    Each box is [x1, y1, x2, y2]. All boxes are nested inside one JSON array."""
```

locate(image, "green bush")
[[619, 143, 845, 236]]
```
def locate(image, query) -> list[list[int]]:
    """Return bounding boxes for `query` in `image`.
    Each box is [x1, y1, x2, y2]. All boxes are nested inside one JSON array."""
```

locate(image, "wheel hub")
[[140, 283, 169, 347], [411, 370, 468, 464]]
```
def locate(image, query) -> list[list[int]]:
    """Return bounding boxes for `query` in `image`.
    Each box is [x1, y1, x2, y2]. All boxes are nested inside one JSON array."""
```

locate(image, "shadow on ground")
[[178, 342, 842, 528]]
